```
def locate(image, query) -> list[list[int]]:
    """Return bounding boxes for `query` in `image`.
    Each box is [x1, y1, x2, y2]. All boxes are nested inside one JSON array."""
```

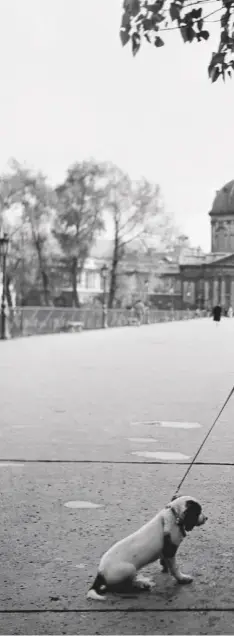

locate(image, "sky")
[[0, 0, 234, 251]]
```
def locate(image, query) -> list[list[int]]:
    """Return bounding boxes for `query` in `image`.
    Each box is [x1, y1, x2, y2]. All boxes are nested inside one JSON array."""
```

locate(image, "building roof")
[[91, 238, 225, 273], [179, 251, 233, 267], [209, 180, 234, 216]]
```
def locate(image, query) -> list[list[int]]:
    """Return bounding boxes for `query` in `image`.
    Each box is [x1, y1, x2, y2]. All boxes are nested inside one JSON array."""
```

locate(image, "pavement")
[[1, 317, 234, 634]]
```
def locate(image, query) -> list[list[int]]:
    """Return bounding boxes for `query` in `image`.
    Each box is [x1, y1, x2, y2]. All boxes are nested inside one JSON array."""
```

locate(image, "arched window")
[[212, 223, 218, 251], [216, 223, 225, 251]]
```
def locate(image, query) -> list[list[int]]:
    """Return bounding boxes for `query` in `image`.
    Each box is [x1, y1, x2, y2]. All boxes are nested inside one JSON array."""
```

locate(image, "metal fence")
[[4, 306, 207, 338]]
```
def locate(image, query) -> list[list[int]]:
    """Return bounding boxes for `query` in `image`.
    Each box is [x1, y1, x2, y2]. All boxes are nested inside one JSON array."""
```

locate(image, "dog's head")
[[168, 495, 208, 532]]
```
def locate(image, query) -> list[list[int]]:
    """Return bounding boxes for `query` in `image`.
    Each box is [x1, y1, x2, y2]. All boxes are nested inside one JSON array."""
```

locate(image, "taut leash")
[[172, 383, 234, 501]]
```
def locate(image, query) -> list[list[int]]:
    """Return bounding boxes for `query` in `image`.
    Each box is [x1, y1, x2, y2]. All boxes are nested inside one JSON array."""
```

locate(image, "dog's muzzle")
[[197, 513, 208, 526]]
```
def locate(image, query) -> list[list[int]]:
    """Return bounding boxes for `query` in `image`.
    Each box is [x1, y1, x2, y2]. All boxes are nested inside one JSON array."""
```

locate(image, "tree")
[[100, 162, 165, 308], [0, 160, 59, 305], [138, 212, 180, 252], [120, 0, 234, 83], [54, 160, 105, 307], [3, 225, 36, 306]]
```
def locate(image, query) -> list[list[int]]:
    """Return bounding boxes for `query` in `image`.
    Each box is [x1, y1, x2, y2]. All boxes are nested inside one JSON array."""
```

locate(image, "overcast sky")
[[0, 0, 233, 251]]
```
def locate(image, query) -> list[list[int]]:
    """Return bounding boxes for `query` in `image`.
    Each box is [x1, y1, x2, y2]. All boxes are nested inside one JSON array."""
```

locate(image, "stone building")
[[176, 180, 234, 310], [18, 181, 234, 309]]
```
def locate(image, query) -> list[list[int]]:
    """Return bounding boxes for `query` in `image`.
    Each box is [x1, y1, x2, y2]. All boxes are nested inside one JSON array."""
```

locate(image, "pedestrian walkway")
[[1, 318, 234, 633]]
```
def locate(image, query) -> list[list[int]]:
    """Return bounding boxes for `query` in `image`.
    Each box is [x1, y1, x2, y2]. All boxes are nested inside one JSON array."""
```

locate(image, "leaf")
[[120, 9, 131, 46], [183, 24, 195, 42], [148, 1, 165, 12], [124, 0, 140, 16], [155, 35, 164, 47], [120, 28, 130, 46], [221, 13, 229, 27], [121, 10, 131, 28], [193, 7, 202, 19], [153, 12, 165, 23], [143, 17, 153, 30], [180, 24, 188, 42], [170, 3, 181, 21], [132, 0, 140, 16], [144, 32, 151, 43], [210, 66, 220, 83], [212, 52, 225, 65], [189, 8, 198, 19], [132, 32, 141, 55], [197, 18, 203, 31], [221, 30, 230, 44], [200, 30, 209, 41]]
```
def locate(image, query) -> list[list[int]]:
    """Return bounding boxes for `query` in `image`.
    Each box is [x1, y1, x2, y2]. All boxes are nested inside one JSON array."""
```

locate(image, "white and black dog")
[[87, 495, 207, 600]]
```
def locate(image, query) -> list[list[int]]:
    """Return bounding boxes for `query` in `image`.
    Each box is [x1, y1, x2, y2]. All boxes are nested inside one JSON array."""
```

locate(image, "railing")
[[3, 306, 207, 338]]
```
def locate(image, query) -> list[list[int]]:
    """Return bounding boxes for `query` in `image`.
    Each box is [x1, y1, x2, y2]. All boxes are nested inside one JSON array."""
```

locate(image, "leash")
[[171, 383, 234, 501]]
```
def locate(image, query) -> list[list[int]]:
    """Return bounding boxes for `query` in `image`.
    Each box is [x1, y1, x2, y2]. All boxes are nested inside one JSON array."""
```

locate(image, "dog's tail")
[[87, 572, 107, 601]]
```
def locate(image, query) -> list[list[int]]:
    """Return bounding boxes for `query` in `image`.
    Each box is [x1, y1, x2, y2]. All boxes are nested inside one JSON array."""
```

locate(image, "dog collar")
[[166, 505, 186, 537]]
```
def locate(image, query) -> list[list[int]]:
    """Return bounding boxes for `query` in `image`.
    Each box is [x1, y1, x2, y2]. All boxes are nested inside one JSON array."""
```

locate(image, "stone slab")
[[0, 610, 234, 635], [0, 462, 232, 612]]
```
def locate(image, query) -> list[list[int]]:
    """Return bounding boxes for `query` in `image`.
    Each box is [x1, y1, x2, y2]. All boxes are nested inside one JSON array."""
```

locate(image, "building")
[[75, 240, 113, 304], [16, 180, 234, 309], [44, 238, 208, 309], [121, 180, 234, 311], [175, 180, 234, 310]]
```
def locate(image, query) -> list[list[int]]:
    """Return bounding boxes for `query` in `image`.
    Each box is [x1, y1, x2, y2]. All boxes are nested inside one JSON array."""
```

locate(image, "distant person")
[[212, 304, 222, 325], [228, 306, 233, 318], [134, 300, 145, 326]]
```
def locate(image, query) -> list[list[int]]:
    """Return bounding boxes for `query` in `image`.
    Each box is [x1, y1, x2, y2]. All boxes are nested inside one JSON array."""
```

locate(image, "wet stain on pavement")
[[128, 437, 158, 443], [159, 421, 201, 429], [0, 462, 25, 467], [131, 420, 201, 429], [131, 451, 191, 460], [64, 500, 103, 509]]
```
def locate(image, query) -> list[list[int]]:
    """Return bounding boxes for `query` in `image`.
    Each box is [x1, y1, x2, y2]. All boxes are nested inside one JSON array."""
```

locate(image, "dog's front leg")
[[160, 557, 169, 573], [162, 534, 192, 583], [167, 556, 193, 584]]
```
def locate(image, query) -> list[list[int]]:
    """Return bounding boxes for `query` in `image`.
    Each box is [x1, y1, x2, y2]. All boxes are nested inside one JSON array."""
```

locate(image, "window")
[[85, 271, 96, 289]]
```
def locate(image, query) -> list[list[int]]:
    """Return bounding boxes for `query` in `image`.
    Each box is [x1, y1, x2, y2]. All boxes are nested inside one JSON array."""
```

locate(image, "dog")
[[87, 495, 207, 600]]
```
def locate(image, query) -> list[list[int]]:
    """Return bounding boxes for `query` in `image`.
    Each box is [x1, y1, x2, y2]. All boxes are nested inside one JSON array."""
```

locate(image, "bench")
[[62, 321, 84, 333], [128, 317, 140, 326]]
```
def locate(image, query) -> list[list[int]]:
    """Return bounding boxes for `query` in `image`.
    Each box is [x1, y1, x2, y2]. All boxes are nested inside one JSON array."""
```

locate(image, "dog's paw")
[[160, 558, 169, 573], [177, 574, 193, 585], [133, 575, 155, 590]]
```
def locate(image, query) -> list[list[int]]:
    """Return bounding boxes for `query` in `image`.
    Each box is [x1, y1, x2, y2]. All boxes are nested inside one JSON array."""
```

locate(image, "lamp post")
[[169, 286, 174, 316], [0, 232, 9, 340], [218, 273, 222, 306], [144, 278, 149, 303], [144, 278, 150, 324], [100, 263, 108, 329]]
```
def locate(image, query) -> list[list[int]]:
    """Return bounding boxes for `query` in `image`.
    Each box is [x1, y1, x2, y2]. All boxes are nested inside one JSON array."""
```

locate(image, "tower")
[[209, 181, 234, 253]]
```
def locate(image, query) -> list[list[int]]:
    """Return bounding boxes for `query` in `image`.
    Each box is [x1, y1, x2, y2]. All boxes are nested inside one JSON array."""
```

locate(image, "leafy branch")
[[120, 0, 234, 82]]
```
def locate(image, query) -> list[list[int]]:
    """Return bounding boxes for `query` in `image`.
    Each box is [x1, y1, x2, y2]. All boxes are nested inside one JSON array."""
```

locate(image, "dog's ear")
[[183, 499, 201, 532]]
